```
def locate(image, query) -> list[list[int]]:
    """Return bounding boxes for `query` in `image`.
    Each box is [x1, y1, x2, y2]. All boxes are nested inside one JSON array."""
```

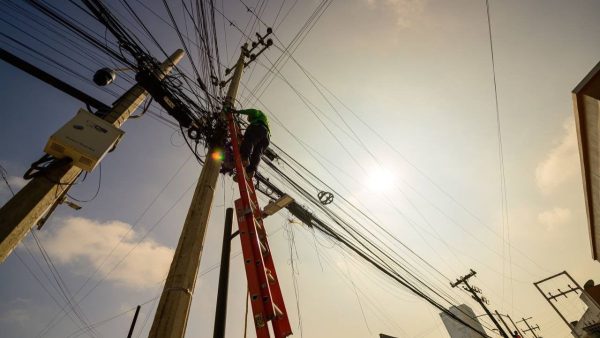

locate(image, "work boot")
[[233, 170, 253, 183], [220, 160, 234, 174]]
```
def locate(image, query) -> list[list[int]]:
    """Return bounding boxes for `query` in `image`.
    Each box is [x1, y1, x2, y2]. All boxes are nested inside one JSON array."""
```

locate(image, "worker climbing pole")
[[225, 107, 293, 337]]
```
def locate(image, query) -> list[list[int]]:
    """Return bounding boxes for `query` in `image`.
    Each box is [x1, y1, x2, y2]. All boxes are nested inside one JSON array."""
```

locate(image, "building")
[[573, 60, 600, 262], [572, 280, 600, 338], [440, 304, 487, 338]]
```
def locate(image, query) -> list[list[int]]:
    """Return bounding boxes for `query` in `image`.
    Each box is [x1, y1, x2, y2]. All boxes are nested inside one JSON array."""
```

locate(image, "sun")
[[365, 166, 396, 192]]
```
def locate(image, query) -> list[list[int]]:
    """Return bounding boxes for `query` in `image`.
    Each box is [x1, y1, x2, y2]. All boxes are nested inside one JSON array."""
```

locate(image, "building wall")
[[574, 284, 600, 337], [440, 304, 487, 338]]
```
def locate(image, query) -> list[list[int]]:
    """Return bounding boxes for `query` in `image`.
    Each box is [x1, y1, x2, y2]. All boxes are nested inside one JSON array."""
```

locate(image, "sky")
[[1, 0, 600, 337]]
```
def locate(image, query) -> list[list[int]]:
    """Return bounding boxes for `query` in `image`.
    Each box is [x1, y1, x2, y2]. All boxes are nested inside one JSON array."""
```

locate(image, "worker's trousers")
[[240, 124, 270, 173]]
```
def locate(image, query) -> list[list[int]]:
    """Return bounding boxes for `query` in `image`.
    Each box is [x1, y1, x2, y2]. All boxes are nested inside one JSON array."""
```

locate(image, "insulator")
[[317, 191, 334, 205], [266, 39, 273, 46], [266, 27, 273, 35]]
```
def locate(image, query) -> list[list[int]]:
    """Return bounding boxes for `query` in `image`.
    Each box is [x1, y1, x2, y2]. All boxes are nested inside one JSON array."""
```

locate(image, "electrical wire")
[[484, 0, 514, 312]]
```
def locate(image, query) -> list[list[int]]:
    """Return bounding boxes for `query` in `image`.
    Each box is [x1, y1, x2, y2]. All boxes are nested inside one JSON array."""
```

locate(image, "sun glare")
[[365, 166, 396, 192]]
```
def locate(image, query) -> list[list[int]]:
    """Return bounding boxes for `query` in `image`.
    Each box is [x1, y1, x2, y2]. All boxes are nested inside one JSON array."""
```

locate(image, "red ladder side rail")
[[233, 199, 272, 336], [247, 178, 293, 337], [226, 113, 275, 336]]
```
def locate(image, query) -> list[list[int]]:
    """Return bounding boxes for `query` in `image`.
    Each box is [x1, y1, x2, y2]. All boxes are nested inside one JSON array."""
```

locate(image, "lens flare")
[[211, 149, 224, 161]]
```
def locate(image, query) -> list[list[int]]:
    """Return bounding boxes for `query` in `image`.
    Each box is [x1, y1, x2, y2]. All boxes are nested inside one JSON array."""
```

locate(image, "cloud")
[[535, 120, 579, 194], [537, 207, 572, 231], [364, 0, 427, 28], [41, 217, 173, 289], [0, 175, 28, 195], [0, 299, 31, 325]]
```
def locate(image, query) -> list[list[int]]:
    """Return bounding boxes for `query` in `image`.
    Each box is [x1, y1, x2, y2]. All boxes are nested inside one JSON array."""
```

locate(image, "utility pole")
[[495, 311, 516, 337], [0, 49, 184, 263], [213, 208, 234, 338], [126, 305, 141, 338], [451, 270, 509, 338], [148, 44, 248, 338], [533, 271, 582, 336], [505, 314, 524, 337], [517, 317, 540, 338]]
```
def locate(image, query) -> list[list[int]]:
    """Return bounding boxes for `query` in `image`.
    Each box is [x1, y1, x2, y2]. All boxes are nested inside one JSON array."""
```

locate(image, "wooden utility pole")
[[451, 270, 509, 338], [148, 45, 248, 338], [506, 314, 524, 337], [495, 312, 524, 337], [517, 317, 540, 338], [0, 49, 184, 263], [127, 305, 142, 338], [495, 311, 518, 337], [533, 271, 580, 336], [213, 208, 234, 338]]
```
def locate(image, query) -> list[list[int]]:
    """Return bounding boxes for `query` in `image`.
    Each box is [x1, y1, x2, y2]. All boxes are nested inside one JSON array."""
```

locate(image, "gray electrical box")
[[44, 109, 124, 171]]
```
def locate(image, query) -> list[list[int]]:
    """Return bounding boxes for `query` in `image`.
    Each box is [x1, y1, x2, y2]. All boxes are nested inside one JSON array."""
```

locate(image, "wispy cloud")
[[0, 299, 31, 325], [0, 175, 27, 194], [535, 119, 579, 194], [364, 0, 427, 28], [41, 217, 173, 289], [537, 207, 572, 231]]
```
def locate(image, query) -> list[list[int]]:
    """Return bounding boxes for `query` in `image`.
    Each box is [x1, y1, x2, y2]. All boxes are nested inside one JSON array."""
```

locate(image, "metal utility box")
[[44, 109, 124, 171]]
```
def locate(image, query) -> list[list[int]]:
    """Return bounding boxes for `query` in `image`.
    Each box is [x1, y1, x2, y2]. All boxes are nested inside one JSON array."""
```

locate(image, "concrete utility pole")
[[148, 45, 247, 338], [0, 49, 184, 263], [517, 317, 540, 338], [451, 270, 509, 338]]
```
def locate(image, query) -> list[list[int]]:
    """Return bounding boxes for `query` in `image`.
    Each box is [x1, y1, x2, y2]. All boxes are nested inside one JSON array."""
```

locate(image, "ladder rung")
[[265, 268, 275, 283], [250, 200, 259, 213], [259, 241, 268, 255], [273, 303, 284, 318]]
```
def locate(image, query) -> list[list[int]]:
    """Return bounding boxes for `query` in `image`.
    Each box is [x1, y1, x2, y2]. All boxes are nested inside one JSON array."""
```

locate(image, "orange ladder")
[[226, 112, 292, 338]]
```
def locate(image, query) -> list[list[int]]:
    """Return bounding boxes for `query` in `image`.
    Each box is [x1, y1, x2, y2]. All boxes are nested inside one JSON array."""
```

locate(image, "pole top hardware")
[[221, 28, 274, 88]]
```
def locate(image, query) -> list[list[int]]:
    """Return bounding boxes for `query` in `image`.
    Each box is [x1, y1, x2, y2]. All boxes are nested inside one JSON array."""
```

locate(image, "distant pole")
[[213, 208, 234, 338], [517, 317, 540, 338], [451, 270, 509, 338], [495, 311, 514, 337], [148, 45, 247, 338], [126, 305, 141, 338], [533, 271, 581, 336], [506, 314, 523, 336], [0, 49, 184, 263]]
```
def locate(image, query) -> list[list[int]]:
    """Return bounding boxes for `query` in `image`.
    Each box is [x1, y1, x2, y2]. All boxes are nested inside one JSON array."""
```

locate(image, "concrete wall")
[[440, 304, 487, 338]]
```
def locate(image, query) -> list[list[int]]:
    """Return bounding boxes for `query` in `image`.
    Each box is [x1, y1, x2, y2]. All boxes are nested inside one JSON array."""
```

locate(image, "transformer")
[[44, 109, 124, 171]]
